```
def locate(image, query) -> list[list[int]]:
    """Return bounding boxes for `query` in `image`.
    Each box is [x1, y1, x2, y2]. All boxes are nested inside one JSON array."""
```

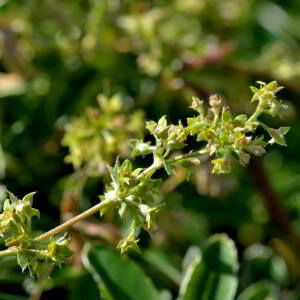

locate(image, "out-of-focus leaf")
[[178, 234, 239, 300], [182, 246, 202, 274], [243, 244, 288, 287], [143, 248, 182, 285], [237, 280, 279, 300], [82, 244, 160, 300], [68, 272, 101, 300]]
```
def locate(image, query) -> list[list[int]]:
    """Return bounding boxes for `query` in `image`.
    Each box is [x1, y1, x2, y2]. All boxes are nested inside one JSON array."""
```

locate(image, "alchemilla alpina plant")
[[0, 81, 290, 277]]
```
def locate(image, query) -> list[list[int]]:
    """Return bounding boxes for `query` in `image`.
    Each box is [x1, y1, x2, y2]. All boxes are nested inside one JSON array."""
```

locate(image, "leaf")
[[250, 86, 260, 94], [164, 160, 175, 176], [221, 107, 232, 122], [211, 156, 231, 174], [237, 281, 279, 300], [143, 249, 182, 285], [130, 139, 155, 157], [107, 159, 121, 184], [178, 234, 239, 300], [83, 244, 160, 300], [179, 251, 202, 299], [234, 114, 248, 125], [69, 272, 102, 300], [121, 159, 132, 175], [264, 126, 290, 146], [7, 191, 18, 204], [243, 244, 288, 286], [17, 252, 29, 272], [22, 192, 37, 205], [266, 81, 277, 91]]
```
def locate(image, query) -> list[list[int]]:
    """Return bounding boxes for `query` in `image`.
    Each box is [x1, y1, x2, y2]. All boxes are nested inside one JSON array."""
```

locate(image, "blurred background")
[[1, 0, 300, 299]]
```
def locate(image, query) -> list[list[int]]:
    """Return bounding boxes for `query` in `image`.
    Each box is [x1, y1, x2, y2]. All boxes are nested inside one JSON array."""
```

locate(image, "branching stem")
[[34, 148, 208, 241], [35, 199, 119, 241]]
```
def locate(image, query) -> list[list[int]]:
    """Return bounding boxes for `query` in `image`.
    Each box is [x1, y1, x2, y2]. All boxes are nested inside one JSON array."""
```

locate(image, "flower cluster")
[[100, 81, 289, 251], [187, 82, 289, 174], [0, 192, 72, 278], [63, 94, 145, 176]]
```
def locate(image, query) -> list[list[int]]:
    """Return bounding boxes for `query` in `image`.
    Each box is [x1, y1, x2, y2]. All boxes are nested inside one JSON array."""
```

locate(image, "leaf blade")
[[179, 234, 239, 300], [83, 244, 159, 300]]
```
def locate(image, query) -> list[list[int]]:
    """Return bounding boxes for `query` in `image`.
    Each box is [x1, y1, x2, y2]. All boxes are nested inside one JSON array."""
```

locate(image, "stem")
[[247, 107, 261, 123], [170, 149, 209, 162], [0, 149, 209, 254], [35, 199, 119, 241], [137, 163, 161, 180], [34, 148, 209, 241], [0, 247, 17, 258]]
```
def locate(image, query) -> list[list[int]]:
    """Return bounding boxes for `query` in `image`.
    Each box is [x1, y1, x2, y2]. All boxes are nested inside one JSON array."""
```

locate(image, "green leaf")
[[234, 114, 248, 125], [69, 272, 102, 300], [7, 191, 18, 204], [178, 234, 239, 300], [250, 86, 260, 94], [179, 250, 202, 299], [269, 127, 290, 146], [3, 199, 11, 211], [266, 81, 277, 91], [83, 244, 160, 300], [143, 249, 182, 285], [121, 159, 132, 174], [221, 107, 232, 122], [163, 160, 175, 176], [243, 244, 288, 286], [17, 252, 29, 272], [262, 126, 290, 146], [237, 281, 279, 300], [130, 139, 155, 157], [211, 156, 231, 174], [22, 192, 37, 204]]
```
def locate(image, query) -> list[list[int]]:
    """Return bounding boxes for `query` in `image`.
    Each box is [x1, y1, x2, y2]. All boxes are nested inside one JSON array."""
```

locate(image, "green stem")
[[170, 149, 209, 162], [35, 199, 119, 241], [247, 108, 261, 123], [34, 148, 209, 241], [0, 247, 18, 258]]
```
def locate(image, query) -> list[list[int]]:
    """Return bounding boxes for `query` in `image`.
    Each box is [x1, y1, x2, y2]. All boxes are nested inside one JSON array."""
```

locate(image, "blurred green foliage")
[[1, 0, 300, 299]]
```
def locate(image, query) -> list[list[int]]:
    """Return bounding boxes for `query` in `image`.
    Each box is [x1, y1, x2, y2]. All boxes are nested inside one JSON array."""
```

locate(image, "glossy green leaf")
[[237, 281, 279, 300], [143, 249, 182, 285], [179, 234, 239, 300], [68, 272, 101, 300], [243, 244, 288, 287], [83, 244, 160, 300]]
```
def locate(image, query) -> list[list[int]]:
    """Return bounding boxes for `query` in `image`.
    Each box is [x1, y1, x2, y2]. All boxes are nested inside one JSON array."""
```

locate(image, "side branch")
[[36, 149, 208, 241], [35, 199, 119, 241]]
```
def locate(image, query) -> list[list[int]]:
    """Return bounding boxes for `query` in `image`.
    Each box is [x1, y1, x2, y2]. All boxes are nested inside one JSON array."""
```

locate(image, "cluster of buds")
[[0, 192, 72, 277], [187, 81, 289, 174], [63, 94, 145, 176]]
